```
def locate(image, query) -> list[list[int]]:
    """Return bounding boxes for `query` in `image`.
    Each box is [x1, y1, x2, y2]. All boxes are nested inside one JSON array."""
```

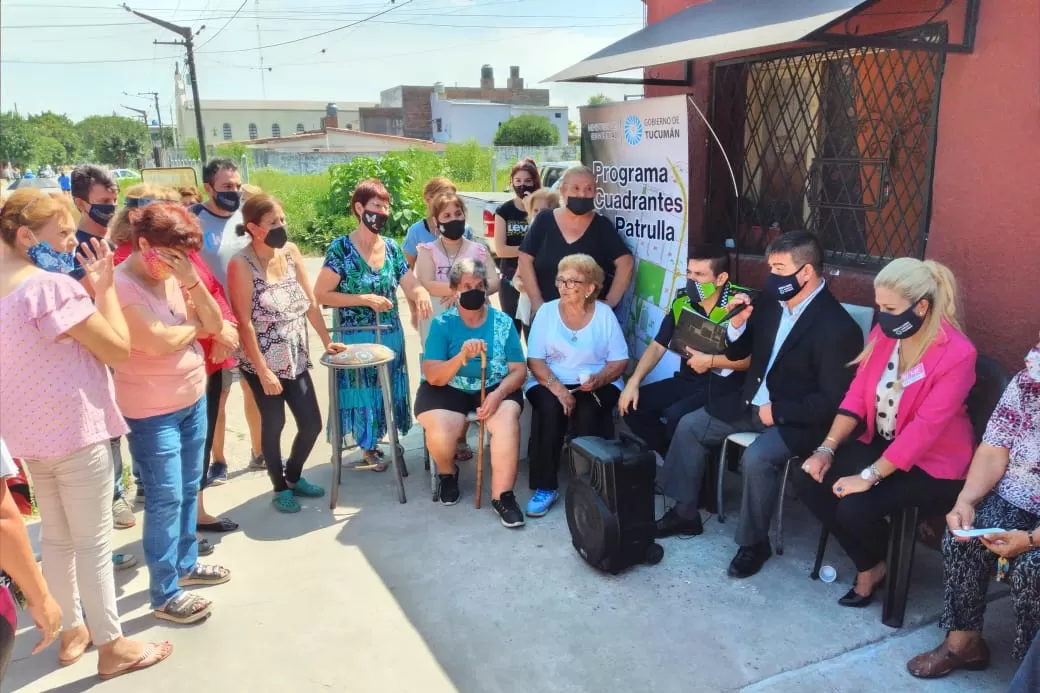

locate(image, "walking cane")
[[475, 350, 487, 509]]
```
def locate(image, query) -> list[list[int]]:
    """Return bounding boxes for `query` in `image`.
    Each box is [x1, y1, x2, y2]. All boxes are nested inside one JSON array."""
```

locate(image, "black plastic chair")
[[810, 355, 1011, 628]]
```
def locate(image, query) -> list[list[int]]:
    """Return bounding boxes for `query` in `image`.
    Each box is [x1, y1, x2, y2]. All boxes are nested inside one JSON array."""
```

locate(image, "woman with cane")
[[414, 257, 527, 528]]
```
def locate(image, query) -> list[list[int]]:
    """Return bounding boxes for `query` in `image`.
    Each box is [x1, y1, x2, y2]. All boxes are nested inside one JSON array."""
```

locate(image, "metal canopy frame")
[[553, 0, 978, 86]]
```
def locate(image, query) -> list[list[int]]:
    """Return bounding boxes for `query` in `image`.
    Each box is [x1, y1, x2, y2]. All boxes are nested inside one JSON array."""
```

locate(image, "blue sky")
[[0, 0, 646, 124]]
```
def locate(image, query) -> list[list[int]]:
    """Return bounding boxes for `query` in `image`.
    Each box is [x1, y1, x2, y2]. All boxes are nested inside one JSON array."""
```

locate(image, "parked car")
[[463, 160, 582, 256], [458, 192, 513, 259], [2, 176, 62, 204], [538, 160, 582, 190], [110, 168, 141, 180]]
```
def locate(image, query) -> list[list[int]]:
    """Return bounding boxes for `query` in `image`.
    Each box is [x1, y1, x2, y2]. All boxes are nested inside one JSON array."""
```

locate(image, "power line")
[[196, 0, 248, 49], [197, 0, 417, 54]]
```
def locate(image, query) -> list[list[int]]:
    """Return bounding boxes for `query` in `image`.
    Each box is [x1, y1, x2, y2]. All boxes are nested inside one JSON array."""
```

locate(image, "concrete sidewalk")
[[5, 258, 1020, 692]]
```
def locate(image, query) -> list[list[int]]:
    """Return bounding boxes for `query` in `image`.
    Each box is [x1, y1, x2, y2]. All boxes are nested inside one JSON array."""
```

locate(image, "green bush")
[[252, 168, 336, 253], [493, 114, 560, 146], [444, 140, 493, 184]]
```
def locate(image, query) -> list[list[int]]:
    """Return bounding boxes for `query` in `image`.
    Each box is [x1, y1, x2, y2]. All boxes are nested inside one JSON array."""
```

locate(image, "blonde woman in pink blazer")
[[793, 258, 975, 608]]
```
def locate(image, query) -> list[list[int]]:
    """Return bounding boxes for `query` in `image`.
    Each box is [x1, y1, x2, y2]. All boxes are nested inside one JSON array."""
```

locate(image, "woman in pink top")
[[415, 192, 500, 326], [794, 258, 975, 608], [0, 189, 172, 678], [113, 202, 229, 625]]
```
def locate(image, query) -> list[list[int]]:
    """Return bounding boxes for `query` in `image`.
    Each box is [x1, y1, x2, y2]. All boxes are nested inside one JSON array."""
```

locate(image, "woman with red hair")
[[113, 202, 231, 624], [314, 179, 432, 470]]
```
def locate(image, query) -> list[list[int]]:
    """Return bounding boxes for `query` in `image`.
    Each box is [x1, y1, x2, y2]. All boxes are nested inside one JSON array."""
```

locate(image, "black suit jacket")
[[711, 285, 864, 456]]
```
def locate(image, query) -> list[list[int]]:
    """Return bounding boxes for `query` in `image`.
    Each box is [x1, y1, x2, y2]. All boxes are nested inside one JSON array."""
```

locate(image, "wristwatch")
[[860, 464, 882, 486]]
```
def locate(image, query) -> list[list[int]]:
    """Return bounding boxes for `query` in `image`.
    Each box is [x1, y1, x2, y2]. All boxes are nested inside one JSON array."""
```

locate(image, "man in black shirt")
[[619, 245, 749, 457]]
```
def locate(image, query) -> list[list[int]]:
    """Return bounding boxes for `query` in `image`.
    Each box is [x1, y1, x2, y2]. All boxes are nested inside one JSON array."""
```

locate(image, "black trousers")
[[202, 369, 225, 490], [526, 383, 620, 491], [622, 374, 706, 455], [792, 437, 964, 572], [498, 279, 525, 339], [241, 369, 323, 493]]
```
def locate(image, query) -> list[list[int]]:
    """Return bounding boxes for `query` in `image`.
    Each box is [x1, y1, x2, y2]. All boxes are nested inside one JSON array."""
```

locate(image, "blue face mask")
[[27, 236, 77, 275], [214, 191, 241, 213], [87, 203, 116, 227]]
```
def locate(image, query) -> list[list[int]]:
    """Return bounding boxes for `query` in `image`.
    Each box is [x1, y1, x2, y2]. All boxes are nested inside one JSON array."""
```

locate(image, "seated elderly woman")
[[524, 253, 629, 518], [414, 257, 527, 528], [907, 332, 1040, 679]]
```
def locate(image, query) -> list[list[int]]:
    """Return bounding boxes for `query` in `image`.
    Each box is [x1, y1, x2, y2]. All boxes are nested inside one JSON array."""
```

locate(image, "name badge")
[[901, 363, 926, 388]]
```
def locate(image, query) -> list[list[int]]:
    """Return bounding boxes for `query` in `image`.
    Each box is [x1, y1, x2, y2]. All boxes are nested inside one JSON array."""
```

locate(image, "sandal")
[[454, 443, 474, 461], [349, 449, 388, 472], [178, 563, 231, 588], [112, 552, 137, 571], [907, 639, 991, 679], [154, 592, 211, 624], [273, 488, 301, 513], [197, 537, 215, 556], [98, 641, 174, 680], [196, 516, 239, 533], [291, 477, 326, 498]]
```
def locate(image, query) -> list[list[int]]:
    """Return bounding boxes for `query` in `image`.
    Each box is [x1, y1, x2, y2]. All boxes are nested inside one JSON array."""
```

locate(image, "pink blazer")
[[838, 321, 976, 480]]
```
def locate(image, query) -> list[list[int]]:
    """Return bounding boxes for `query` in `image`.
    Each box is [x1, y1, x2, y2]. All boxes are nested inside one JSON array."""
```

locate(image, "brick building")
[[361, 65, 551, 141], [551, 0, 1039, 369]]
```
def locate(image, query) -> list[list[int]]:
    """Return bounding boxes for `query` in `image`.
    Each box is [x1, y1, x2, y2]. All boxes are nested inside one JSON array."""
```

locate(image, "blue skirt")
[[332, 315, 413, 450]]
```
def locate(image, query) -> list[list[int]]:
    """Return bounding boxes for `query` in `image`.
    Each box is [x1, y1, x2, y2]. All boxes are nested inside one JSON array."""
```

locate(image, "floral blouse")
[[983, 370, 1040, 514], [323, 235, 409, 330]]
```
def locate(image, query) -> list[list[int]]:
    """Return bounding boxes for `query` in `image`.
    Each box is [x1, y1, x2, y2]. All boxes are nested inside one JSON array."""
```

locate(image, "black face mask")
[[361, 210, 388, 234], [878, 303, 925, 340], [264, 225, 288, 249], [214, 191, 241, 213], [440, 219, 466, 241], [566, 196, 595, 216], [87, 203, 117, 227], [514, 184, 534, 198], [458, 288, 486, 311], [765, 265, 806, 302]]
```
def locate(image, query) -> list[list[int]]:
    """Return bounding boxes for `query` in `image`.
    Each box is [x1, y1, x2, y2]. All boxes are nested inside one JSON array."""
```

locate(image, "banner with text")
[[580, 95, 690, 384]]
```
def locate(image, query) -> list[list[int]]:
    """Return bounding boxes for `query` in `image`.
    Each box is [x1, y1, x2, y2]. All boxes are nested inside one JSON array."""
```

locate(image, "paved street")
[[5, 258, 1020, 693]]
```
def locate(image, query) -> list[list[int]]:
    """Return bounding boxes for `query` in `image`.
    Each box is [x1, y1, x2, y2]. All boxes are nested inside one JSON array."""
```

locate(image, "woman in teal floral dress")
[[314, 179, 432, 469]]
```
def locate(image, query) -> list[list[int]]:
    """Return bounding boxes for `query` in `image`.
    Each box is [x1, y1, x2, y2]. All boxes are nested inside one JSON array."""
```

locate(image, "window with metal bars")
[[706, 26, 947, 269]]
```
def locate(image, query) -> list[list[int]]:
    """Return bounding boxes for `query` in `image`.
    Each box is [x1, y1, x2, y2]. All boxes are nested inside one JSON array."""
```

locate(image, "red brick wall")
[[642, 0, 1039, 368]]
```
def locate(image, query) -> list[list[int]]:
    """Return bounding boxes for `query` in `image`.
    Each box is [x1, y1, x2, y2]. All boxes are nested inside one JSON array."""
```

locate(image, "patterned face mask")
[[27, 233, 77, 275], [142, 249, 173, 280]]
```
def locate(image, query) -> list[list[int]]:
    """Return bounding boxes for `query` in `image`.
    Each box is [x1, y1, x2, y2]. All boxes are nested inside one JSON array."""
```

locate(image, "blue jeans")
[[125, 397, 206, 609], [111, 438, 125, 501]]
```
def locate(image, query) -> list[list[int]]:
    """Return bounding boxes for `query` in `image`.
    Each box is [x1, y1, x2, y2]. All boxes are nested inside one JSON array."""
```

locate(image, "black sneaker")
[[727, 540, 773, 579], [438, 465, 460, 506], [492, 491, 525, 528]]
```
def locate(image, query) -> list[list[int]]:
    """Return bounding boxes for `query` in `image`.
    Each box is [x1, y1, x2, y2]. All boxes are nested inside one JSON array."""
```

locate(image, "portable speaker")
[[565, 434, 663, 574]]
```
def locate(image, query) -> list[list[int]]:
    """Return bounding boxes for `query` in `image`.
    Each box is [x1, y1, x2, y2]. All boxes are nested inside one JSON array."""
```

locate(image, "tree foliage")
[[587, 94, 611, 105], [442, 139, 492, 183], [0, 112, 36, 166], [76, 115, 148, 165], [184, 137, 202, 161], [32, 136, 68, 168], [492, 114, 560, 147], [215, 141, 251, 164], [28, 112, 81, 162]]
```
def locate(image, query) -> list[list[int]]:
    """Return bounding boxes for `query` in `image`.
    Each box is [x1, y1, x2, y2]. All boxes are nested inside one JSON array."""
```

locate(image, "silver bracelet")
[[814, 445, 836, 457]]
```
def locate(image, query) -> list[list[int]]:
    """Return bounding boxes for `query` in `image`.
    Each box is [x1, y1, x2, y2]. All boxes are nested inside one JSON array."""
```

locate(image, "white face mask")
[[1026, 347, 1040, 382]]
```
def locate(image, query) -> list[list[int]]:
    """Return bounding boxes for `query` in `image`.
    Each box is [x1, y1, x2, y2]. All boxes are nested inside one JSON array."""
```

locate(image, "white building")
[[429, 87, 568, 146], [173, 65, 375, 145], [244, 128, 444, 153]]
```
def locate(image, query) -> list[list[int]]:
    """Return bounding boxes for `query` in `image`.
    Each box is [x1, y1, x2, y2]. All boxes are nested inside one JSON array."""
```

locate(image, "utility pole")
[[125, 90, 165, 166], [121, 105, 152, 168], [255, 0, 266, 98], [122, 4, 208, 164]]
